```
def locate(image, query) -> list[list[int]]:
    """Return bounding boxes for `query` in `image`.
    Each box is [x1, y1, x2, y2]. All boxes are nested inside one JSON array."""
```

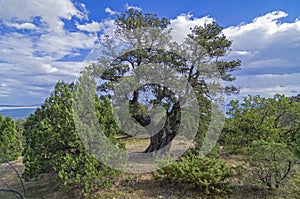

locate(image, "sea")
[[0, 108, 36, 120]]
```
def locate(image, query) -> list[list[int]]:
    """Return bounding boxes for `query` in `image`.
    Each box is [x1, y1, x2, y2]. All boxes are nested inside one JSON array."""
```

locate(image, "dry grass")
[[0, 140, 298, 198], [125, 137, 150, 153], [0, 158, 79, 199], [0, 159, 205, 199]]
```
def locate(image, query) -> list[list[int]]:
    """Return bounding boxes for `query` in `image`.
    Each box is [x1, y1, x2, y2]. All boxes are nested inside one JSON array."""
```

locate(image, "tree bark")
[[129, 85, 181, 154], [144, 101, 180, 153]]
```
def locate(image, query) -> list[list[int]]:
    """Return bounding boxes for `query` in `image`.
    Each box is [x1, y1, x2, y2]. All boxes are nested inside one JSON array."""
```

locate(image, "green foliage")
[[207, 143, 221, 158], [222, 94, 300, 193], [188, 22, 241, 94], [224, 94, 300, 154], [189, 143, 221, 159], [116, 8, 170, 30], [22, 81, 121, 197], [93, 8, 240, 153], [155, 153, 233, 195], [15, 119, 25, 148], [95, 96, 121, 145], [295, 130, 300, 158], [72, 69, 127, 169], [0, 115, 22, 162], [247, 140, 297, 190]]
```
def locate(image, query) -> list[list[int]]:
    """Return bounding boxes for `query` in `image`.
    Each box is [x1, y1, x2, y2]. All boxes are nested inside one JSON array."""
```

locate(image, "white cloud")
[[234, 50, 257, 56], [223, 11, 300, 68], [170, 14, 214, 43], [0, 3, 299, 105], [105, 7, 118, 15], [76, 21, 103, 32], [0, 0, 86, 33], [125, 3, 142, 12], [0, 61, 84, 104], [4, 22, 37, 30], [220, 11, 300, 99], [0, 0, 101, 104], [234, 73, 300, 99], [36, 32, 98, 59], [0, 0, 82, 19], [224, 11, 289, 37]]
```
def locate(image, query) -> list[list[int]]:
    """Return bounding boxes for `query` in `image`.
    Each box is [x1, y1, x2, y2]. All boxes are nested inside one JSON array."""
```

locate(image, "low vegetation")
[[155, 153, 233, 196]]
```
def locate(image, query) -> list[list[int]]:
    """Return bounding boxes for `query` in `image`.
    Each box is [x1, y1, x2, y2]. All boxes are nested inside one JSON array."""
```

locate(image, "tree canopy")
[[89, 8, 240, 154]]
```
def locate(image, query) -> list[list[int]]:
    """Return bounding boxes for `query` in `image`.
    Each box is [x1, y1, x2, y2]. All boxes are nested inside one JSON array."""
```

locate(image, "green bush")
[[0, 115, 22, 162], [247, 140, 298, 190], [224, 95, 300, 156], [155, 153, 233, 195], [22, 81, 123, 197]]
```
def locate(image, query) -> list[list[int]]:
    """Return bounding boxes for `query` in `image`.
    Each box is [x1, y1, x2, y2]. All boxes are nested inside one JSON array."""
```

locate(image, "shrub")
[[155, 153, 233, 195], [22, 81, 123, 197], [224, 95, 300, 155], [247, 140, 298, 190], [0, 115, 22, 162]]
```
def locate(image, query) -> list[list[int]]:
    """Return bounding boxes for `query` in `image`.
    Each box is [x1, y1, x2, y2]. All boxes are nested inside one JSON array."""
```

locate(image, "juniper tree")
[[0, 115, 22, 162], [22, 81, 121, 197]]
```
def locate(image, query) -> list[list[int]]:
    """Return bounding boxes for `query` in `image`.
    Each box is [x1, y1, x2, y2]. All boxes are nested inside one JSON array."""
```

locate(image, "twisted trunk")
[[144, 101, 180, 153]]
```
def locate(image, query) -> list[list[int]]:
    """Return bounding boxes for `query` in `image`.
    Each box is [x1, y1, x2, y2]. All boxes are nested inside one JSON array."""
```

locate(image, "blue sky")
[[0, 0, 300, 105]]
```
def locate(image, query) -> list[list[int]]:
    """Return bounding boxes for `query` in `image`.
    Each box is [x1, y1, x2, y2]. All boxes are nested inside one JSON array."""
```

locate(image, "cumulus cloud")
[[170, 14, 214, 42], [0, 0, 81, 19], [0, 0, 86, 33], [76, 21, 103, 32], [105, 7, 118, 15], [221, 11, 300, 99], [0, 0, 123, 105], [0, 2, 299, 105], [0, 0, 100, 104], [75, 18, 116, 34], [223, 11, 300, 68]]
